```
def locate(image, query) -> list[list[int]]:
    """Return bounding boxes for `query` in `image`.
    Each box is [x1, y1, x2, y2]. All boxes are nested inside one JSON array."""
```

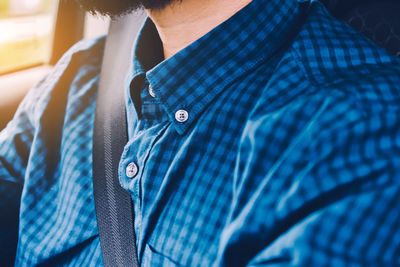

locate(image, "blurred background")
[[0, 0, 109, 74], [0, 0, 110, 129]]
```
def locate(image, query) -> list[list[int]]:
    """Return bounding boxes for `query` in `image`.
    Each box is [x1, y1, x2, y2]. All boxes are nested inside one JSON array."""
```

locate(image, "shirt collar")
[[130, 0, 309, 135]]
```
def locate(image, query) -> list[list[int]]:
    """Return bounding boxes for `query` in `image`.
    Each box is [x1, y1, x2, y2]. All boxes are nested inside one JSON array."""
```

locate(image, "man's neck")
[[146, 0, 253, 59]]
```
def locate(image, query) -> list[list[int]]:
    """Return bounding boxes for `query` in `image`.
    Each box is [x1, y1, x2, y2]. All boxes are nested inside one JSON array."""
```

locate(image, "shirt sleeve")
[[0, 75, 42, 264], [0, 37, 105, 265], [216, 95, 400, 266]]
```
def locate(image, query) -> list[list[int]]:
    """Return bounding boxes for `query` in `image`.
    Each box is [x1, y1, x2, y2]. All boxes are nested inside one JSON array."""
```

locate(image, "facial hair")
[[74, 0, 175, 17]]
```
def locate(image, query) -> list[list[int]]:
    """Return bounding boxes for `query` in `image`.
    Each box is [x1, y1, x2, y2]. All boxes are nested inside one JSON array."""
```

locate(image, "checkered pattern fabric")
[[1, 0, 400, 266]]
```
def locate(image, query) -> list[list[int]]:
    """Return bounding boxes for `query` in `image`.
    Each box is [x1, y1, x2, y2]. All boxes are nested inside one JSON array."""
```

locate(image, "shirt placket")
[[118, 81, 169, 248]]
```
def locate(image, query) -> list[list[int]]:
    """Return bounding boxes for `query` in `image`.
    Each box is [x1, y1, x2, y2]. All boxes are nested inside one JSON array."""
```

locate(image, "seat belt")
[[93, 12, 145, 267]]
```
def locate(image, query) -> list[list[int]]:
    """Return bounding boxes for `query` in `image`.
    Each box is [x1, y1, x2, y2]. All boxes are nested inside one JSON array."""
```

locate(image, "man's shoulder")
[[62, 36, 106, 63], [253, 1, 400, 124], [47, 36, 106, 87], [24, 36, 106, 121], [289, 1, 400, 87], [247, 1, 400, 153], [39, 35, 105, 92]]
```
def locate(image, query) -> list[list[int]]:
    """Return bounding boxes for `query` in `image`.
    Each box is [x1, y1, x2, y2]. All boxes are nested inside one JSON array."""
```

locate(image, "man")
[[1, 0, 400, 265]]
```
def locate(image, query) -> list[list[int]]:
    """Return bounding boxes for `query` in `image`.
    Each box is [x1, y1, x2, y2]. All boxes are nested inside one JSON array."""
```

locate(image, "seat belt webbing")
[[93, 12, 145, 267]]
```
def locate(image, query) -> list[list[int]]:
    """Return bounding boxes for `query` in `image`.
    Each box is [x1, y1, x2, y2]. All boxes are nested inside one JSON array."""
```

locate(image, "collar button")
[[175, 109, 189, 123], [148, 85, 156, 98]]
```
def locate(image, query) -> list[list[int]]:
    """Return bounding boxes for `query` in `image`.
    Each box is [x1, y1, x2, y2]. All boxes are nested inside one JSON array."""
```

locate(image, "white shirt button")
[[148, 85, 156, 98], [126, 162, 138, 178], [175, 109, 189, 123]]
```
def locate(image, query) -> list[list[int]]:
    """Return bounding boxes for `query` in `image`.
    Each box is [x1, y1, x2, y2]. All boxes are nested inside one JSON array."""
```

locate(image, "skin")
[[146, 0, 253, 58], [76, 0, 253, 58]]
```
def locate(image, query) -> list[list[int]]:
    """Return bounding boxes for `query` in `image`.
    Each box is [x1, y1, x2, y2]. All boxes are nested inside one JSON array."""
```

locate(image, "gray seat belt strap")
[[93, 12, 144, 267]]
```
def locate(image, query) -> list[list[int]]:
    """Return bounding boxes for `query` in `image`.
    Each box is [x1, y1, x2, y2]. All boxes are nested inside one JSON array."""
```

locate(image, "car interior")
[[0, 0, 399, 130], [0, 0, 109, 130]]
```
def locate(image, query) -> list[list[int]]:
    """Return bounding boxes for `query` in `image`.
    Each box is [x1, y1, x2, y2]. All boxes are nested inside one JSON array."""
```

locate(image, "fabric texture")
[[1, 0, 400, 266]]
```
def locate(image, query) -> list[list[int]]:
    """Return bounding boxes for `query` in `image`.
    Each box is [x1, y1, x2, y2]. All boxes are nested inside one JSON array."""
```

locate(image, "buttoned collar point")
[[130, 0, 310, 135]]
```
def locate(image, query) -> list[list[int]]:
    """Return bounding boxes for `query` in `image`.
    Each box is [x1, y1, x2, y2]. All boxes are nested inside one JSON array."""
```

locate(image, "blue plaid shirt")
[[1, 0, 400, 266]]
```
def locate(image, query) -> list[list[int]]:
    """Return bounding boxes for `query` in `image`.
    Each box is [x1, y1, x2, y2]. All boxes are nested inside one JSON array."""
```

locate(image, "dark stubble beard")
[[74, 0, 175, 17]]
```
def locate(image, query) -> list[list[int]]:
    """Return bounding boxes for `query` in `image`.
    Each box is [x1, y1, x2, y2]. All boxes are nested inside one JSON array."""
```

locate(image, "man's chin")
[[74, 0, 141, 17], [74, 0, 174, 17]]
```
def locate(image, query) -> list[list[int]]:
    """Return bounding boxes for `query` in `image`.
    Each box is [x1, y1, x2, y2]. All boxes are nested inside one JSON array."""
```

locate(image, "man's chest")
[[18, 63, 277, 266]]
